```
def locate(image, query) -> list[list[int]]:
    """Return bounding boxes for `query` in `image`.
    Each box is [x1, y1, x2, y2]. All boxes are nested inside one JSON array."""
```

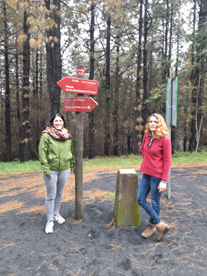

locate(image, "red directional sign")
[[77, 68, 85, 77], [63, 97, 98, 112], [57, 77, 98, 95]]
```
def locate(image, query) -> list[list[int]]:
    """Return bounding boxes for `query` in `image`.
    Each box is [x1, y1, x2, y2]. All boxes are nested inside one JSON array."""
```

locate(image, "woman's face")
[[53, 116, 64, 131], [148, 115, 158, 133]]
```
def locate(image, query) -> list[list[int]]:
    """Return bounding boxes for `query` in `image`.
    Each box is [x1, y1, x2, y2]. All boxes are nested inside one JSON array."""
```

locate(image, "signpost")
[[75, 109, 84, 220], [63, 97, 98, 112], [166, 76, 178, 199], [57, 68, 98, 220], [166, 77, 178, 133], [77, 68, 85, 77], [57, 77, 98, 95]]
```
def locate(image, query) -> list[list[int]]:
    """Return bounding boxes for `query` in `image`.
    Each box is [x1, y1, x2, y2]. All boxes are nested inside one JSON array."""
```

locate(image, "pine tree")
[[20, 1, 31, 162]]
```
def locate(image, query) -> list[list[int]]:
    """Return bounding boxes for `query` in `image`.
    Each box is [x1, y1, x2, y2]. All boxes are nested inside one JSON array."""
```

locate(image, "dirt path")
[[0, 164, 207, 276]]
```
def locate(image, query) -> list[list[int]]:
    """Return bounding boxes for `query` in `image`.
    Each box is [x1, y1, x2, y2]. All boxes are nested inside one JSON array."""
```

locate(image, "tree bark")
[[175, 0, 181, 77], [168, 2, 173, 78], [189, 0, 197, 151], [164, 0, 169, 79], [15, 39, 20, 122], [3, 0, 12, 161], [142, 0, 149, 124], [190, 0, 206, 151], [135, 0, 143, 155], [40, 49, 43, 99], [20, 6, 31, 162], [88, 0, 95, 159], [45, 0, 62, 116], [104, 13, 111, 156], [113, 34, 121, 156]]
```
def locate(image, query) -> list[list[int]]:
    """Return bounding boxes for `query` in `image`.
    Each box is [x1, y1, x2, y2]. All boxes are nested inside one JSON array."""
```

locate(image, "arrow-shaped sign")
[[58, 77, 98, 95], [63, 97, 98, 112]]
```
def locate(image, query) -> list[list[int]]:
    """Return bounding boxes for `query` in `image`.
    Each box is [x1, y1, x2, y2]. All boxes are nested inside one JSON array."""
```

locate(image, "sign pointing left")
[[57, 77, 98, 95]]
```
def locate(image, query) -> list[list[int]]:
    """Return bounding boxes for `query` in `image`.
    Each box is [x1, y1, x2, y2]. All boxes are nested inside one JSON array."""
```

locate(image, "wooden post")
[[75, 65, 85, 220], [57, 65, 98, 220], [75, 111, 83, 220]]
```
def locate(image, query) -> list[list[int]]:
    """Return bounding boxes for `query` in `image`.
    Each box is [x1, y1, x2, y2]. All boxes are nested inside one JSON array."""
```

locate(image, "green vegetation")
[[0, 160, 41, 174], [83, 155, 143, 171], [0, 151, 207, 175], [172, 150, 207, 164]]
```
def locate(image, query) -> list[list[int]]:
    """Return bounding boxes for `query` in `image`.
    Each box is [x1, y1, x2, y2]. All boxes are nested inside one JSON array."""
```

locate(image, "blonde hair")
[[144, 113, 169, 138]]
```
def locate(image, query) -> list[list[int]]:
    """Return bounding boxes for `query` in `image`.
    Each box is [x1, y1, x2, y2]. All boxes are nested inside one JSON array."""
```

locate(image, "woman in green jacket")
[[39, 113, 75, 234]]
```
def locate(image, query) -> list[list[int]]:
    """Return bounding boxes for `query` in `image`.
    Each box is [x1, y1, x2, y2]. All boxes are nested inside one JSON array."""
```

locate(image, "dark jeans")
[[137, 173, 162, 225]]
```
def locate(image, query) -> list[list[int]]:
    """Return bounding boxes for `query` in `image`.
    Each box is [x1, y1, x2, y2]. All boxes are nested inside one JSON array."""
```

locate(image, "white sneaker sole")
[[45, 222, 54, 234], [53, 217, 65, 224]]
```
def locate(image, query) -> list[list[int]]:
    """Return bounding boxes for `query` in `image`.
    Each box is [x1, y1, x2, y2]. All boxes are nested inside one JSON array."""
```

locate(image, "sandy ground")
[[0, 163, 207, 276]]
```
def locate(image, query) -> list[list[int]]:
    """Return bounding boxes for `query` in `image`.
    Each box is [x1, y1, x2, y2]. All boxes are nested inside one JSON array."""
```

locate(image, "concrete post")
[[114, 169, 140, 228]]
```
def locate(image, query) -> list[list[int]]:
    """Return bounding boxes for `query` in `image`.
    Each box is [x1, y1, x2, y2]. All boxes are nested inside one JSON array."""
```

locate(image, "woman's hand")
[[158, 181, 167, 193], [71, 171, 75, 175]]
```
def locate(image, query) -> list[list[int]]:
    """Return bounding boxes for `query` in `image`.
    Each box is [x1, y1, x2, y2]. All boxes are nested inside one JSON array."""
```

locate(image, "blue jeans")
[[137, 174, 162, 225]]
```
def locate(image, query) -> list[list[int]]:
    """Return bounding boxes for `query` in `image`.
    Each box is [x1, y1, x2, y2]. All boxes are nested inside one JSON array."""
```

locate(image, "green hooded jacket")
[[38, 133, 75, 176]]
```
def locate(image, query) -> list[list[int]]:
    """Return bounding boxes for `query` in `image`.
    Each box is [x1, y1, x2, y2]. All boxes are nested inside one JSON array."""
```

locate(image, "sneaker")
[[45, 221, 54, 234], [53, 213, 65, 224], [141, 223, 156, 239]]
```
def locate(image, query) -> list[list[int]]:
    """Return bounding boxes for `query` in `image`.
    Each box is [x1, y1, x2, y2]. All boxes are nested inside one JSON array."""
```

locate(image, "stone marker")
[[114, 169, 140, 228]]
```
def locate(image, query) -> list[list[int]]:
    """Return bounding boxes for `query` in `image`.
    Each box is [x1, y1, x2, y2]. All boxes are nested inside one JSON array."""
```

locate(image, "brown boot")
[[141, 223, 156, 239], [156, 222, 170, 242]]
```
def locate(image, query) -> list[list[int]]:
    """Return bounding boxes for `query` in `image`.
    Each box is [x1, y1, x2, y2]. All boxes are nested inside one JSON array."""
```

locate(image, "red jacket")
[[140, 134, 171, 181]]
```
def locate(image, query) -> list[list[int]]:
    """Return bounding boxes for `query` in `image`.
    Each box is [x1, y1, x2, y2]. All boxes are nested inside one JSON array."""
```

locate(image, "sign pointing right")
[[63, 97, 98, 112]]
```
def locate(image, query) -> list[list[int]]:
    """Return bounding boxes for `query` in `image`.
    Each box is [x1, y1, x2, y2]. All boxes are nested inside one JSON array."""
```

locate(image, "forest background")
[[0, 0, 207, 162]]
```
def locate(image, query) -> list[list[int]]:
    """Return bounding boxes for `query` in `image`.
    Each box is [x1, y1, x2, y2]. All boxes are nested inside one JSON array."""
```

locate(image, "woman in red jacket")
[[137, 113, 171, 241]]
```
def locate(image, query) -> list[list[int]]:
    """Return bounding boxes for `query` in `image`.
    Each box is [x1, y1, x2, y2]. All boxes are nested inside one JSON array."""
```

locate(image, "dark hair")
[[48, 113, 66, 128]]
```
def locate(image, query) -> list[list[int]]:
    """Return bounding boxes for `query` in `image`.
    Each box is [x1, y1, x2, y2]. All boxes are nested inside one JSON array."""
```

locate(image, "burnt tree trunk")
[[45, 0, 62, 116], [189, 0, 197, 151], [15, 38, 20, 122], [104, 14, 111, 156], [164, 0, 169, 80], [20, 5, 31, 162], [190, 0, 206, 151], [3, 0, 12, 161], [113, 34, 121, 156], [142, 0, 149, 124], [135, 0, 143, 154], [168, 2, 173, 78], [88, 0, 95, 159]]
